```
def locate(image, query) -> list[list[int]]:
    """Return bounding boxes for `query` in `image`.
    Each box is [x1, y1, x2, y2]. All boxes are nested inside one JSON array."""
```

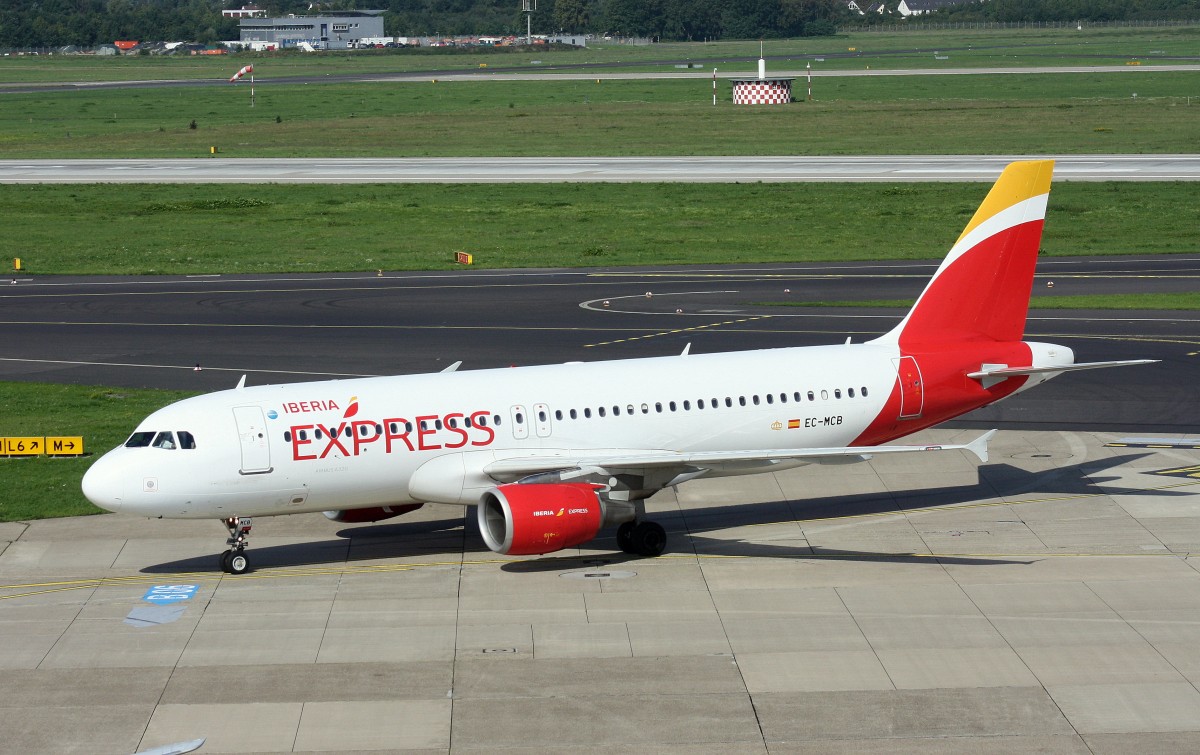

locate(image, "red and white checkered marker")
[[229, 65, 253, 83], [733, 80, 792, 105]]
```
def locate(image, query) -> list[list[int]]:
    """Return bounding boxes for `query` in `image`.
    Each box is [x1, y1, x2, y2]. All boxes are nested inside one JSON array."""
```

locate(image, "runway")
[[1, 256, 1196, 433], [2, 155, 1198, 183]]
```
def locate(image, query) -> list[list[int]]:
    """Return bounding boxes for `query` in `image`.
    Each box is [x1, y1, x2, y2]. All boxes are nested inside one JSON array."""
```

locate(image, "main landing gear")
[[616, 520, 667, 557], [219, 516, 253, 575]]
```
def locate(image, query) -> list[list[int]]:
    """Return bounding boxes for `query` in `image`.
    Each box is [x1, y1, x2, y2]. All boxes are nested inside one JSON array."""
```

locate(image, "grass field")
[[2, 25, 1198, 83], [0, 382, 197, 521], [5, 181, 1196, 275], [3, 71, 1198, 158]]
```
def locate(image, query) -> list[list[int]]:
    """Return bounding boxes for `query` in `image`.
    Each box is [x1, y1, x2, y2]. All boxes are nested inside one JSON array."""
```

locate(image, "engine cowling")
[[477, 483, 604, 556], [323, 503, 424, 523]]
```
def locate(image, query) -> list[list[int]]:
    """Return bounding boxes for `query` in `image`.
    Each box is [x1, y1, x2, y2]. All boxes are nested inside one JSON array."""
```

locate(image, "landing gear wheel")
[[227, 551, 250, 575], [631, 521, 667, 557], [219, 516, 253, 574], [616, 521, 637, 554]]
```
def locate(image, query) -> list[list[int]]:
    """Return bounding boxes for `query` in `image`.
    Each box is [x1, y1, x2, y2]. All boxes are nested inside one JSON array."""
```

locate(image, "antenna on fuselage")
[[235, 374, 247, 390], [681, 343, 691, 358], [441, 361, 463, 373]]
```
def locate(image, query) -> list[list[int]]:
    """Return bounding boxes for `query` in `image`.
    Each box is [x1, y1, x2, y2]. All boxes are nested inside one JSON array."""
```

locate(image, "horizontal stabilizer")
[[968, 359, 1158, 380]]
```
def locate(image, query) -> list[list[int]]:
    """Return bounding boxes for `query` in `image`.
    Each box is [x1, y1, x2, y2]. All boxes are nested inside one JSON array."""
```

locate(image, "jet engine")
[[323, 503, 424, 523], [477, 483, 606, 555]]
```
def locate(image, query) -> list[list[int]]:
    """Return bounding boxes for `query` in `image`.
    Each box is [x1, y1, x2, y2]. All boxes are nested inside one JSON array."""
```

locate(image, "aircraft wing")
[[482, 430, 997, 483]]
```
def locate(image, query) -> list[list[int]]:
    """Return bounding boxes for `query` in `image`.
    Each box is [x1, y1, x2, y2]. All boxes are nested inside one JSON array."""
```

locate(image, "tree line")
[[2, 0, 1198, 49]]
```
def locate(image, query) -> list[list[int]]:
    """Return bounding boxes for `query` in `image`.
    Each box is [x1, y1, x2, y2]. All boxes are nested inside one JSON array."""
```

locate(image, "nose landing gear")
[[220, 516, 253, 574]]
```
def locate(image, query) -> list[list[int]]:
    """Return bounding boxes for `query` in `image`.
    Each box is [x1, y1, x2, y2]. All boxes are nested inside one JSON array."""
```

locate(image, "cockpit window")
[[125, 431, 155, 448], [152, 431, 177, 450], [177, 431, 196, 450]]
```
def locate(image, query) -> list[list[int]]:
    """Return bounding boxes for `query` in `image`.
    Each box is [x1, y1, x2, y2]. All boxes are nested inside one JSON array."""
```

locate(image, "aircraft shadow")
[[142, 453, 1167, 574]]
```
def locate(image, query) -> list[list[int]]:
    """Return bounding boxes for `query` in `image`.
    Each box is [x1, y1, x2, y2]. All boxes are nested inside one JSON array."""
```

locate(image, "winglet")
[[964, 429, 997, 464]]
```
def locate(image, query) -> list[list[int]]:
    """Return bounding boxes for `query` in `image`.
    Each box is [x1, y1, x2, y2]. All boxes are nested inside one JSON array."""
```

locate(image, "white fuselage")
[[83, 341, 911, 519]]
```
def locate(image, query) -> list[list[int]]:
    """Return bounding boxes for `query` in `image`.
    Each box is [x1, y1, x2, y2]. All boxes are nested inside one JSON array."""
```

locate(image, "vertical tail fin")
[[876, 160, 1055, 347]]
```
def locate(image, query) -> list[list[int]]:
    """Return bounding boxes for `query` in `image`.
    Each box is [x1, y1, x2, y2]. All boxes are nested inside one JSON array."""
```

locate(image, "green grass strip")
[[6, 181, 1197, 275]]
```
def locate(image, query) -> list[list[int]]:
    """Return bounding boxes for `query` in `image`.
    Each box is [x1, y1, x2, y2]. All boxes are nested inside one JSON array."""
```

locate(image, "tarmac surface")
[[2, 155, 1199, 183], [4, 428, 1200, 753], [3, 258, 1198, 753]]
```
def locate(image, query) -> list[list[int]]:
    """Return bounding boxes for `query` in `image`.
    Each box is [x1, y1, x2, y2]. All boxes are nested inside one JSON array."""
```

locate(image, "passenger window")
[[641, 404, 649, 414], [821, 390, 829, 400], [628, 404, 635, 415], [862, 386, 869, 397], [300, 429, 308, 441], [848, 388, 855, 398], [739, 396, 746, 407], [766, 394, 774, 405], [152, 431, 176, 450], [570, 409, 577, 419], [656, 402, 663, 413], [779, 393, 787, 404], [794, 392, 802, 402], [613, 406, 620, 416], [406, 421, 414, 432], [493, 415, 502, 426], [807, 391, 815, 401], [125, 431, 154, 448], [435, 419, 443, 430], [315, 428, 323, 439], [599, 407, 607, 417], [344, 426, 353, 438], [683, 400, 690, 410], [752, 395, 760, 406], [697, 399, 705, 409], [538, 410, 547, 422], [584, 408, 592, 418], [555, 410, 563, 421], [669, 401, 677, 412], [284, 431, 292, 443], [177, 431, 196, 449], [515, 413, 523, 424], [725, 397, 733, 407]]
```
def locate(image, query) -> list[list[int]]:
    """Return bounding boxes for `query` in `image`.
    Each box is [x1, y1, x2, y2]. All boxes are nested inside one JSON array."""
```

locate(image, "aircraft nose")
[[82, 454, 123, 512]]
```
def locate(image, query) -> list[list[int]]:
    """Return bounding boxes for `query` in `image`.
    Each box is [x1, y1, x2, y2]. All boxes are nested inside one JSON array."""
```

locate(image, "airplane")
[[82, 160, 1154, 575]]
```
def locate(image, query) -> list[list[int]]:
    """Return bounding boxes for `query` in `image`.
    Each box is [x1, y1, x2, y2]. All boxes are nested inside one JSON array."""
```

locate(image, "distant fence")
[[844, 19, 1200, 33]]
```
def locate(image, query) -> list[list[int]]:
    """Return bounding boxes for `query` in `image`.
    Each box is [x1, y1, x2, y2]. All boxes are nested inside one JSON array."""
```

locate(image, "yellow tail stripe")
[[956, 160, 1055, 244]]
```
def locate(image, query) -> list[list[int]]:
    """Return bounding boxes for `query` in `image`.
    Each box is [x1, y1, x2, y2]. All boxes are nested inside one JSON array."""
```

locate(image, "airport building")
[[238, 10, 385, 51]]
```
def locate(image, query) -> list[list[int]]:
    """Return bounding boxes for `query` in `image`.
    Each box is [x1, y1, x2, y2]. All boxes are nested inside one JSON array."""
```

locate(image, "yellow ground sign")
[[46, 436, 84, 456], [1, 437, 44, 456]]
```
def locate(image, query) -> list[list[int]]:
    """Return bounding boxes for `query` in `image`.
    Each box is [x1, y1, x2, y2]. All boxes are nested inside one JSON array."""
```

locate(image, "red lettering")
[[328, 400, 339, 411], [291, 425, 316, 461], [318, 423, 350, 458], [383, 418, 415, 452], [444, 413, 469, 449], [352, 420, 381, 455], [470, 411, 495, 447], [285, 402, 300, 414], [415, 415, 441, 451]]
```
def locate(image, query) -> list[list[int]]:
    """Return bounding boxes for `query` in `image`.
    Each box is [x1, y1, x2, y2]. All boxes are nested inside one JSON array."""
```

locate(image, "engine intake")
[[477, 483, 605, 555]]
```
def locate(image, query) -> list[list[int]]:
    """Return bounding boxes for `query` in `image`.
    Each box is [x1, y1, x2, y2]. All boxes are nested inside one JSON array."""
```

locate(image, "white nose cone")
[[82, 455, 122, 512]]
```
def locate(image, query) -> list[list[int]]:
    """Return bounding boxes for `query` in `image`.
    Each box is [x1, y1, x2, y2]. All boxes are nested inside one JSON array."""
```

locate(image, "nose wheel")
[[219, 517, 253, 574]]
